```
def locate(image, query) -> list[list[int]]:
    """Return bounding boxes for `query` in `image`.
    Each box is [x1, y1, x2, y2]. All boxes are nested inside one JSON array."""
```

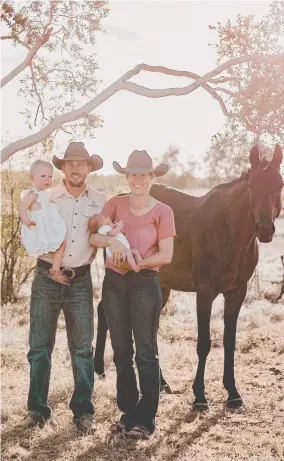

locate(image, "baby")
[[19, 159, 68, 284], [89, 213, 142, 272]]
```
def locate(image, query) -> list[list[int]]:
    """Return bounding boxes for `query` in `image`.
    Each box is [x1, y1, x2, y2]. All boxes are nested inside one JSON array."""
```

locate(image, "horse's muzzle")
[[255, 217, 275, 243]]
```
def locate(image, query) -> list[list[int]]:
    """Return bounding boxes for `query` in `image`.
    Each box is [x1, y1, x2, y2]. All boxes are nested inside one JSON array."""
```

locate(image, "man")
[[21, 142, 108, 433]]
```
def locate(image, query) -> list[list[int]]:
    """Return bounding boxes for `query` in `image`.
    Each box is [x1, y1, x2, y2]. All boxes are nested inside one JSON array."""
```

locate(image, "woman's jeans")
[[28, 266, 94, 420], [102, 268, 163, 434]]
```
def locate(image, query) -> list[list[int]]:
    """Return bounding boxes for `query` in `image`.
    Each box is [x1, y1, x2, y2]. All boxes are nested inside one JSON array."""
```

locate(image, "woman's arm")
[[139, 237, 174, 269]]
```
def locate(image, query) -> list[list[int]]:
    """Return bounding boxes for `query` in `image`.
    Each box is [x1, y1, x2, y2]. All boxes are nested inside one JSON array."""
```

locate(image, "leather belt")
[[37, 258, 91, 280]]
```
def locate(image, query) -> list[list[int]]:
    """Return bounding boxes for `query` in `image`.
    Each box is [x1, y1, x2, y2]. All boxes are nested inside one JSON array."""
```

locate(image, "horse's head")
[[249, 144, 283, 243]]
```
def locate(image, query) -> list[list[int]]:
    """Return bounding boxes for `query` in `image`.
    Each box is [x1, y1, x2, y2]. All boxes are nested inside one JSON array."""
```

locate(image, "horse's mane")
[[216, 159, 272, 189]]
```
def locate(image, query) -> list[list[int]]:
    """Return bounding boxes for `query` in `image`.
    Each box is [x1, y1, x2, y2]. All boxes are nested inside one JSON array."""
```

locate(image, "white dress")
[[21, 189, 66, 257], [98, 224, 130, 259]]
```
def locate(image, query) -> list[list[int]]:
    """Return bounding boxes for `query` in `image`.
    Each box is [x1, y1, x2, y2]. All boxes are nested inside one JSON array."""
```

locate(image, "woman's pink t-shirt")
[[102, 195, 176, 275]]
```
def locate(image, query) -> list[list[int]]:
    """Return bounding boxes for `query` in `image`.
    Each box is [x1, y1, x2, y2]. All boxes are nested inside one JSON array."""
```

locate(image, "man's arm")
[[88, 215, 99, 233]]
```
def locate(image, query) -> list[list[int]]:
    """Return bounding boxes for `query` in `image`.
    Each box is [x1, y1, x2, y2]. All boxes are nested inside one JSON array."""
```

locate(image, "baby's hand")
[[115, 220, 124, 232], [23, 218, 36, 228]]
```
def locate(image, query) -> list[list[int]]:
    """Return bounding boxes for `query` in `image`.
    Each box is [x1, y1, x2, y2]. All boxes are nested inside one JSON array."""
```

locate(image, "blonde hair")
[[30, 159, 53, 176]]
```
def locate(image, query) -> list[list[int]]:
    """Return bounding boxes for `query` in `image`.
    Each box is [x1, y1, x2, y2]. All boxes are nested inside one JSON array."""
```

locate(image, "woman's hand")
[[109, 239, 127, 267]]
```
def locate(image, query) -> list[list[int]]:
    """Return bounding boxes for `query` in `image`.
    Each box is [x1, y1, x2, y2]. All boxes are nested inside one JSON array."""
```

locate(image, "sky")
[[1, 0, 271, 175]]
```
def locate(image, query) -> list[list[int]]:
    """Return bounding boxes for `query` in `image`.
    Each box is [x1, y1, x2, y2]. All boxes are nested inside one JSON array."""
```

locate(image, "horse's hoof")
[[160, 383, 173, 394], [226, 397, 244, 409], [192, 402, 209, 412]]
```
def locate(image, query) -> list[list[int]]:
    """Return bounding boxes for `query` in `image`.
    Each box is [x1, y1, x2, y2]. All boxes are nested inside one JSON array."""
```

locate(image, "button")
[[73, 226, 76, 229], [76, 200, 78, 202], [69, 254, 72, 257], [75, 213, 77, 215], [72, 240, 74, 243]]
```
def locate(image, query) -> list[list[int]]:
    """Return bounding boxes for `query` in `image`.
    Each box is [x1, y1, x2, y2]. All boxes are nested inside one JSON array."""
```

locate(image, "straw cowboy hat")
[[53, 142, 103, 172], [113, 150, 169, 177]]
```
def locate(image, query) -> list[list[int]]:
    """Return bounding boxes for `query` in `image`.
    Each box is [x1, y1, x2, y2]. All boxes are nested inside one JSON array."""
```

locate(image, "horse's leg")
[[223, 283, 247, 408], [159, 287, 172, 393], [192, 289, 216, 410], [94, 300, 108, 378]]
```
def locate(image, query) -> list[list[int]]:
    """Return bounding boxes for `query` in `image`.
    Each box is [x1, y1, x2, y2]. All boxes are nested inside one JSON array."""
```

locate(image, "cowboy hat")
[[113, 150, 169, 177], [52, 142, 103, 172]]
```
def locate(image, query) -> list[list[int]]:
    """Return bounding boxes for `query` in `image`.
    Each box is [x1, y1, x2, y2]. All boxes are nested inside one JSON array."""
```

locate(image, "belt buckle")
[[62, 267, 76, 280]]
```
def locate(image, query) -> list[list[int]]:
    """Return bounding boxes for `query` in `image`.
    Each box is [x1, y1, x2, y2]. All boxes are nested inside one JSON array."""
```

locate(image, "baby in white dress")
[[19, 159, 68, 284]]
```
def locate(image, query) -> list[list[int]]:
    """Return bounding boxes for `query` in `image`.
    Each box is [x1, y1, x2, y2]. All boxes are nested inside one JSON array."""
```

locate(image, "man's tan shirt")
[[41, 181, 106, 268]]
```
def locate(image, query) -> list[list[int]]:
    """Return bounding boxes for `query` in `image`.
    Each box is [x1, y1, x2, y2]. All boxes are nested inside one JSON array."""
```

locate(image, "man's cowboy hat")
[[113, 150, 169, 177], [53, 142, 103, 172]]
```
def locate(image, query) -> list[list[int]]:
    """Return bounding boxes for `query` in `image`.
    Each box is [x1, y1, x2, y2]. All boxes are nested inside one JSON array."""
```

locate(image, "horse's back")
[[150, 181, 258, 295]]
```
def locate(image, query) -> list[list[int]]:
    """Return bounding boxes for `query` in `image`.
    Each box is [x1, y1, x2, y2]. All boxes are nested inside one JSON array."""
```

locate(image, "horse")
[[94, 144, 283, 409]]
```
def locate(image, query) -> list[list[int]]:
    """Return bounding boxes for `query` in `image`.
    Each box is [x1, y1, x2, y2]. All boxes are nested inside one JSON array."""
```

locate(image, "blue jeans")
[[28, 266, 94, 420], [102, 268, 163, 434]]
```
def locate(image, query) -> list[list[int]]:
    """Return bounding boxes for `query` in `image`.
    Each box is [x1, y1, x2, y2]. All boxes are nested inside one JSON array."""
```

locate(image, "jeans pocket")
[[34, 266, 49, 279]]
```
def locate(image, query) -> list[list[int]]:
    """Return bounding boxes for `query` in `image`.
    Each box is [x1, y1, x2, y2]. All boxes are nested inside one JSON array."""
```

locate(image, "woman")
[[90, 149, 176, 439]]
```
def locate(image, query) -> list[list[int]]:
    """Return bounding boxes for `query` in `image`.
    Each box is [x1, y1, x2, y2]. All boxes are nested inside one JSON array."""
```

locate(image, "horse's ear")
[[271, 144, 283, 169], [250, 144, 260, 168]]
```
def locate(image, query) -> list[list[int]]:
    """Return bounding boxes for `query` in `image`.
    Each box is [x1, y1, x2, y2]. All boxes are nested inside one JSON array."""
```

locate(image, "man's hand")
[[109, 239, 127, 267]]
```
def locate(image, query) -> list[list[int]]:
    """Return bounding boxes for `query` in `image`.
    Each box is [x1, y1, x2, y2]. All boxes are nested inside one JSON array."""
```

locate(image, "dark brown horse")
[[94, 144, 283, 409]]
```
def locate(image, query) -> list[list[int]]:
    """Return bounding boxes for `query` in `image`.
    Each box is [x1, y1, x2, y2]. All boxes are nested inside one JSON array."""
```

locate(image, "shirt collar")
[[50, 180, 89, 200]]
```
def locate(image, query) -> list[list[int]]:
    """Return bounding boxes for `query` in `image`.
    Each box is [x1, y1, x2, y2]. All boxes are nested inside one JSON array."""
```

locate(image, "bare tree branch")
[[50, 26, 64, 36], [214, 87, 238, 97], [29, 63, 45, 124], [1, 53, 283, 162], [1, 1, 56, 88], [1, 28, 53, 88], [208, 76, 241, 84]]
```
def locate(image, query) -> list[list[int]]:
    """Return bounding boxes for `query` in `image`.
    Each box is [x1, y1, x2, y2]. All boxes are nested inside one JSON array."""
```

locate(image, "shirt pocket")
[[83, 206, 96, 218], [83, 200, 104, 218]]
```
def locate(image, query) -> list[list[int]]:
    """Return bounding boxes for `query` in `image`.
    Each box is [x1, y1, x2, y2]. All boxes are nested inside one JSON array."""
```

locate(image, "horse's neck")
[[226, 178, 256, 249]]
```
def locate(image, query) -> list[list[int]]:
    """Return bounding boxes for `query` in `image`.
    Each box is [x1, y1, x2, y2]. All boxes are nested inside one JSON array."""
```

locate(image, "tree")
[[206, 0, 284, 178], [1, 166, 36, 304], [1, 2, 283, 163], [1, 0, 109, 150], [154, 144, 202, 189]]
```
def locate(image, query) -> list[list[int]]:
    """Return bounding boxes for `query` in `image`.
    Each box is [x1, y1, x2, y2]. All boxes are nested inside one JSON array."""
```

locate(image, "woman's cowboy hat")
[[53, 142, 103, 172], [113, 150, 169, 177]]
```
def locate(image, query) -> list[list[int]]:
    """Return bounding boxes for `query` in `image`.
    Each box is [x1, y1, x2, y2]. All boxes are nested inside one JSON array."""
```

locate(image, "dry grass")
[[1, 206, 284, 461], [1, 291, 284, 461]]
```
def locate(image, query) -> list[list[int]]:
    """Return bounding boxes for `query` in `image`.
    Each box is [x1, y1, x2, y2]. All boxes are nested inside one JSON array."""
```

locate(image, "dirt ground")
[[1, 210, 284, 461]]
